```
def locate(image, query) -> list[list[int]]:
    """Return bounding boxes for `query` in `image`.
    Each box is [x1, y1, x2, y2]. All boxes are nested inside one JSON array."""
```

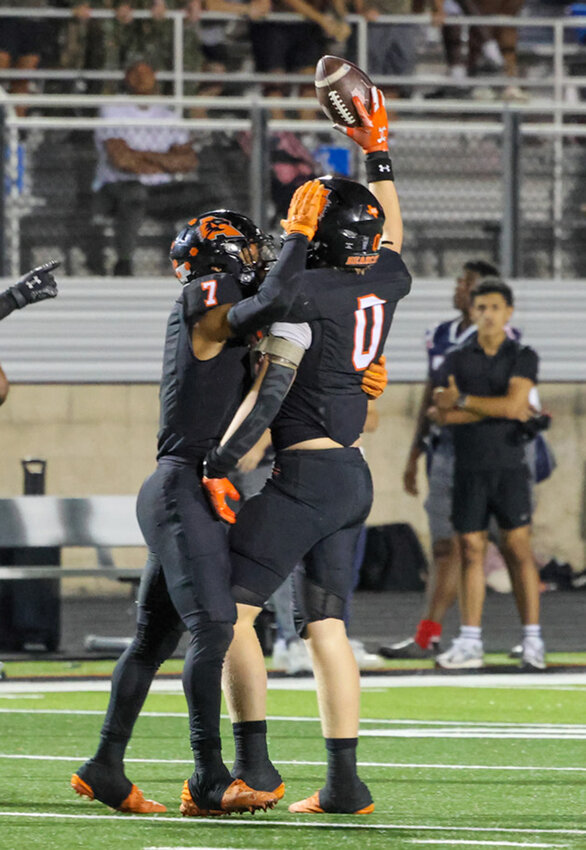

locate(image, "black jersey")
[[157, 273, 251, 464], [271, 248, 411, 449]]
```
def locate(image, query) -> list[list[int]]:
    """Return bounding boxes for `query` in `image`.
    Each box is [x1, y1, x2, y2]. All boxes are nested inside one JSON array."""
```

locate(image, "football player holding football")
[[201, 87, 411, 815], [70, 189, 385, 816]]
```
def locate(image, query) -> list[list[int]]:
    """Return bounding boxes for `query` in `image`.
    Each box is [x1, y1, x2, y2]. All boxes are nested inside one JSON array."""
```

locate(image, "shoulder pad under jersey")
[[182, 273, 243, 322]]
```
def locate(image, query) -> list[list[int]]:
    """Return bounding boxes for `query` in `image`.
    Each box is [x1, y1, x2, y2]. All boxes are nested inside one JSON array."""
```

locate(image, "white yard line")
[[3, 706, 586, 739], [2, 753, 586, 773], [2, 706, 586, 733], [0, 812, 585, 839], [360, 729, 586, 740], [1, 672, 586, 694]]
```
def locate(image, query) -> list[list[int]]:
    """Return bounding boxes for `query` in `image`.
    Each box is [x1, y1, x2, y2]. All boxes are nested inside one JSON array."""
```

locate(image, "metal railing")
[[1, 7, 586, 279]]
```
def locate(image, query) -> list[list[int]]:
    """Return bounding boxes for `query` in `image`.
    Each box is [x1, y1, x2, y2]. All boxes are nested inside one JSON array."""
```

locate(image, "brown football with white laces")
[[314, 55, 373, 127]]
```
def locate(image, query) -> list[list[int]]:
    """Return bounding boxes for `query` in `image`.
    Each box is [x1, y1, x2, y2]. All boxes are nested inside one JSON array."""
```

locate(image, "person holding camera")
[[429, 277, 546, 672]]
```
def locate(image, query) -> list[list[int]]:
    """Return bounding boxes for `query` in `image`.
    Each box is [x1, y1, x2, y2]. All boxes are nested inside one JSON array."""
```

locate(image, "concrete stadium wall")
[[0, 382, 583, 575]]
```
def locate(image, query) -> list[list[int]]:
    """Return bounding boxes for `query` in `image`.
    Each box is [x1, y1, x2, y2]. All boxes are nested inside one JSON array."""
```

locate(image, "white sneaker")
[[436, 638, 484, 669], [286, 639, 313, 675], [520, 637, 546, 671], [349, 638, 382, 670], [502, 85, 529, 102]]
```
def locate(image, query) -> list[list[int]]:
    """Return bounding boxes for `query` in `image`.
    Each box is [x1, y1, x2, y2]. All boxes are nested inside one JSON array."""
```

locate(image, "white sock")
[[450, 64, 466, 81], [523, 625, 542, 640], [460, 626, 482, 642]]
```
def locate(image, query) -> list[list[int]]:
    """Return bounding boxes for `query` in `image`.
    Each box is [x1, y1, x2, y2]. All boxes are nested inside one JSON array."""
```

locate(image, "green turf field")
[[0, 660, 585, 850]]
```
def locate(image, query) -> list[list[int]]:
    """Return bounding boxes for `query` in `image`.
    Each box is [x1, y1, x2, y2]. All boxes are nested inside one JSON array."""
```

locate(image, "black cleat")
[[378, 638, 439, 660]]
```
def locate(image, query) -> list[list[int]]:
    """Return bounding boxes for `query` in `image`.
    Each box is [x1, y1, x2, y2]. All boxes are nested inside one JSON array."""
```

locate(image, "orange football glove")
[[361, 355, 387, 399], [280, 178, 327, 240], [202, 476, 241, 524], [334, 86, 389, 154]]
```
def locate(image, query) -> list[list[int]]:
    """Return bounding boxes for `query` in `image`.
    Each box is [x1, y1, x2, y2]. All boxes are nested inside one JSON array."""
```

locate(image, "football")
[[314, 55, 373, 127]]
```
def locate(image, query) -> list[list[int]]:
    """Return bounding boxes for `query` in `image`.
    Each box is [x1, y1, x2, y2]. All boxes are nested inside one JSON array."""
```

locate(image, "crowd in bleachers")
[[1, 1, 585, 278], [1, 0, 584, 108]]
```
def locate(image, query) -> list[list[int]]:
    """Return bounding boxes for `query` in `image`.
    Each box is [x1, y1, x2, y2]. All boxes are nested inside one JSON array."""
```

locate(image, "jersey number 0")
[[352, 294, 386, 370]]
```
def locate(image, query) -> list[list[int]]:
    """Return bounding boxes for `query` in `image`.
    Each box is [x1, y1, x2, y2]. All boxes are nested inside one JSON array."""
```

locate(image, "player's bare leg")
[[223, 603, 267, 721], [222, 603, 284, 798], [288, 618, 374, 815]]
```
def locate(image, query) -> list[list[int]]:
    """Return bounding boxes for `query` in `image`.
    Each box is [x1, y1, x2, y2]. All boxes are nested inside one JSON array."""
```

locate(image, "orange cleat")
[[71, 774, 166, 813], [272, 782, 286, 800], [288, 790, 375, 815], [179, 778, 278, 817]]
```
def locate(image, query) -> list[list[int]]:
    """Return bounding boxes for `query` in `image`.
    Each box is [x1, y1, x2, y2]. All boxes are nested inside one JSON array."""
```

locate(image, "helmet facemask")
[[170, 211, 276, 291]]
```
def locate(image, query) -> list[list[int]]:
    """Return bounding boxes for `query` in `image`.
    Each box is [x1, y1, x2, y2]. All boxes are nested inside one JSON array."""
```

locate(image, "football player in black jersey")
[[70, 184, 328, 817], [201, 88, 411, 814]]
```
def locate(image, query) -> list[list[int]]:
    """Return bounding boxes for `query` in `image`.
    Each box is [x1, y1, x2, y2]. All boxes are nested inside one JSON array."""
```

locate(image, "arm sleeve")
[[227, 234, 308, 336], [204, 359, 300, 478]]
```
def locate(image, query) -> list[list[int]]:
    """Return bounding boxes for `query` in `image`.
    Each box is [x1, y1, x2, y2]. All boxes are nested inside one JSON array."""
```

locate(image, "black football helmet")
[[306, 177, 385, 270], [170, 210, 276, 291]]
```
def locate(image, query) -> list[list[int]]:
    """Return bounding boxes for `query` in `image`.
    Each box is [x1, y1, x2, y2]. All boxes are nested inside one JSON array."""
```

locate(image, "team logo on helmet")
[[197, 215, 245, 241]]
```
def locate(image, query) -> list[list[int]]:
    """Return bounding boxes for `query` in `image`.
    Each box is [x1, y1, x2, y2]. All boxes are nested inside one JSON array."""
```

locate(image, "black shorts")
[[229, 447, 373, 608], [249, 22, 327, 73], [0, 19, 44, 59], [452, 464, 532, 534], [136, 458, 236, 627]]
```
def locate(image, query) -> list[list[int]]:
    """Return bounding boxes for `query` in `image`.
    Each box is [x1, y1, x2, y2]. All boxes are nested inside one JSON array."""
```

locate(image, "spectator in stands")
[[428, 0, 526, 100], [187, 1, 270, 116], [431, 278, 546, 671], [90, 60, 197, 275], [0, 0, 49, 116], [62, 1, 202, 94], [237, 130, 322, 229], [249, 1, 352, 119], [352, 0, 419, 100]]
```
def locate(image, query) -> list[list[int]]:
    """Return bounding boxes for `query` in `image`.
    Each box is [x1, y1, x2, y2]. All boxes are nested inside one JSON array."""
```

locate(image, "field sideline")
[[0, 662, 585, 850]]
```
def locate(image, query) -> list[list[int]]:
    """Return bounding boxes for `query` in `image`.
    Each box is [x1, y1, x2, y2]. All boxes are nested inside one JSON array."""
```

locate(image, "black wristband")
[[365, 151, 394, 183], [203, 449, 232, 481]]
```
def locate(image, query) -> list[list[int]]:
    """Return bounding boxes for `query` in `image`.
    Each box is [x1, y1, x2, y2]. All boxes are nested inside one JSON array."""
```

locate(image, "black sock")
[[319, 738, 372, 813], [94, 734, 128, 768], [325, 737, 359, 787], [231, 721, 282, 791], [233, 720, 269, 769], [189, 738, 231, 807]]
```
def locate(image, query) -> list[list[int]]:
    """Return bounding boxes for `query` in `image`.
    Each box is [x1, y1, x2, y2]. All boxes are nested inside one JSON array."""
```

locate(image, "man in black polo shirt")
[[429, 278, 545, 671]]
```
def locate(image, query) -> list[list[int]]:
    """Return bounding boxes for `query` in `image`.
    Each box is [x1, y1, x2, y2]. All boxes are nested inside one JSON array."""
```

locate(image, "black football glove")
[[9, 260, 60, 308]]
